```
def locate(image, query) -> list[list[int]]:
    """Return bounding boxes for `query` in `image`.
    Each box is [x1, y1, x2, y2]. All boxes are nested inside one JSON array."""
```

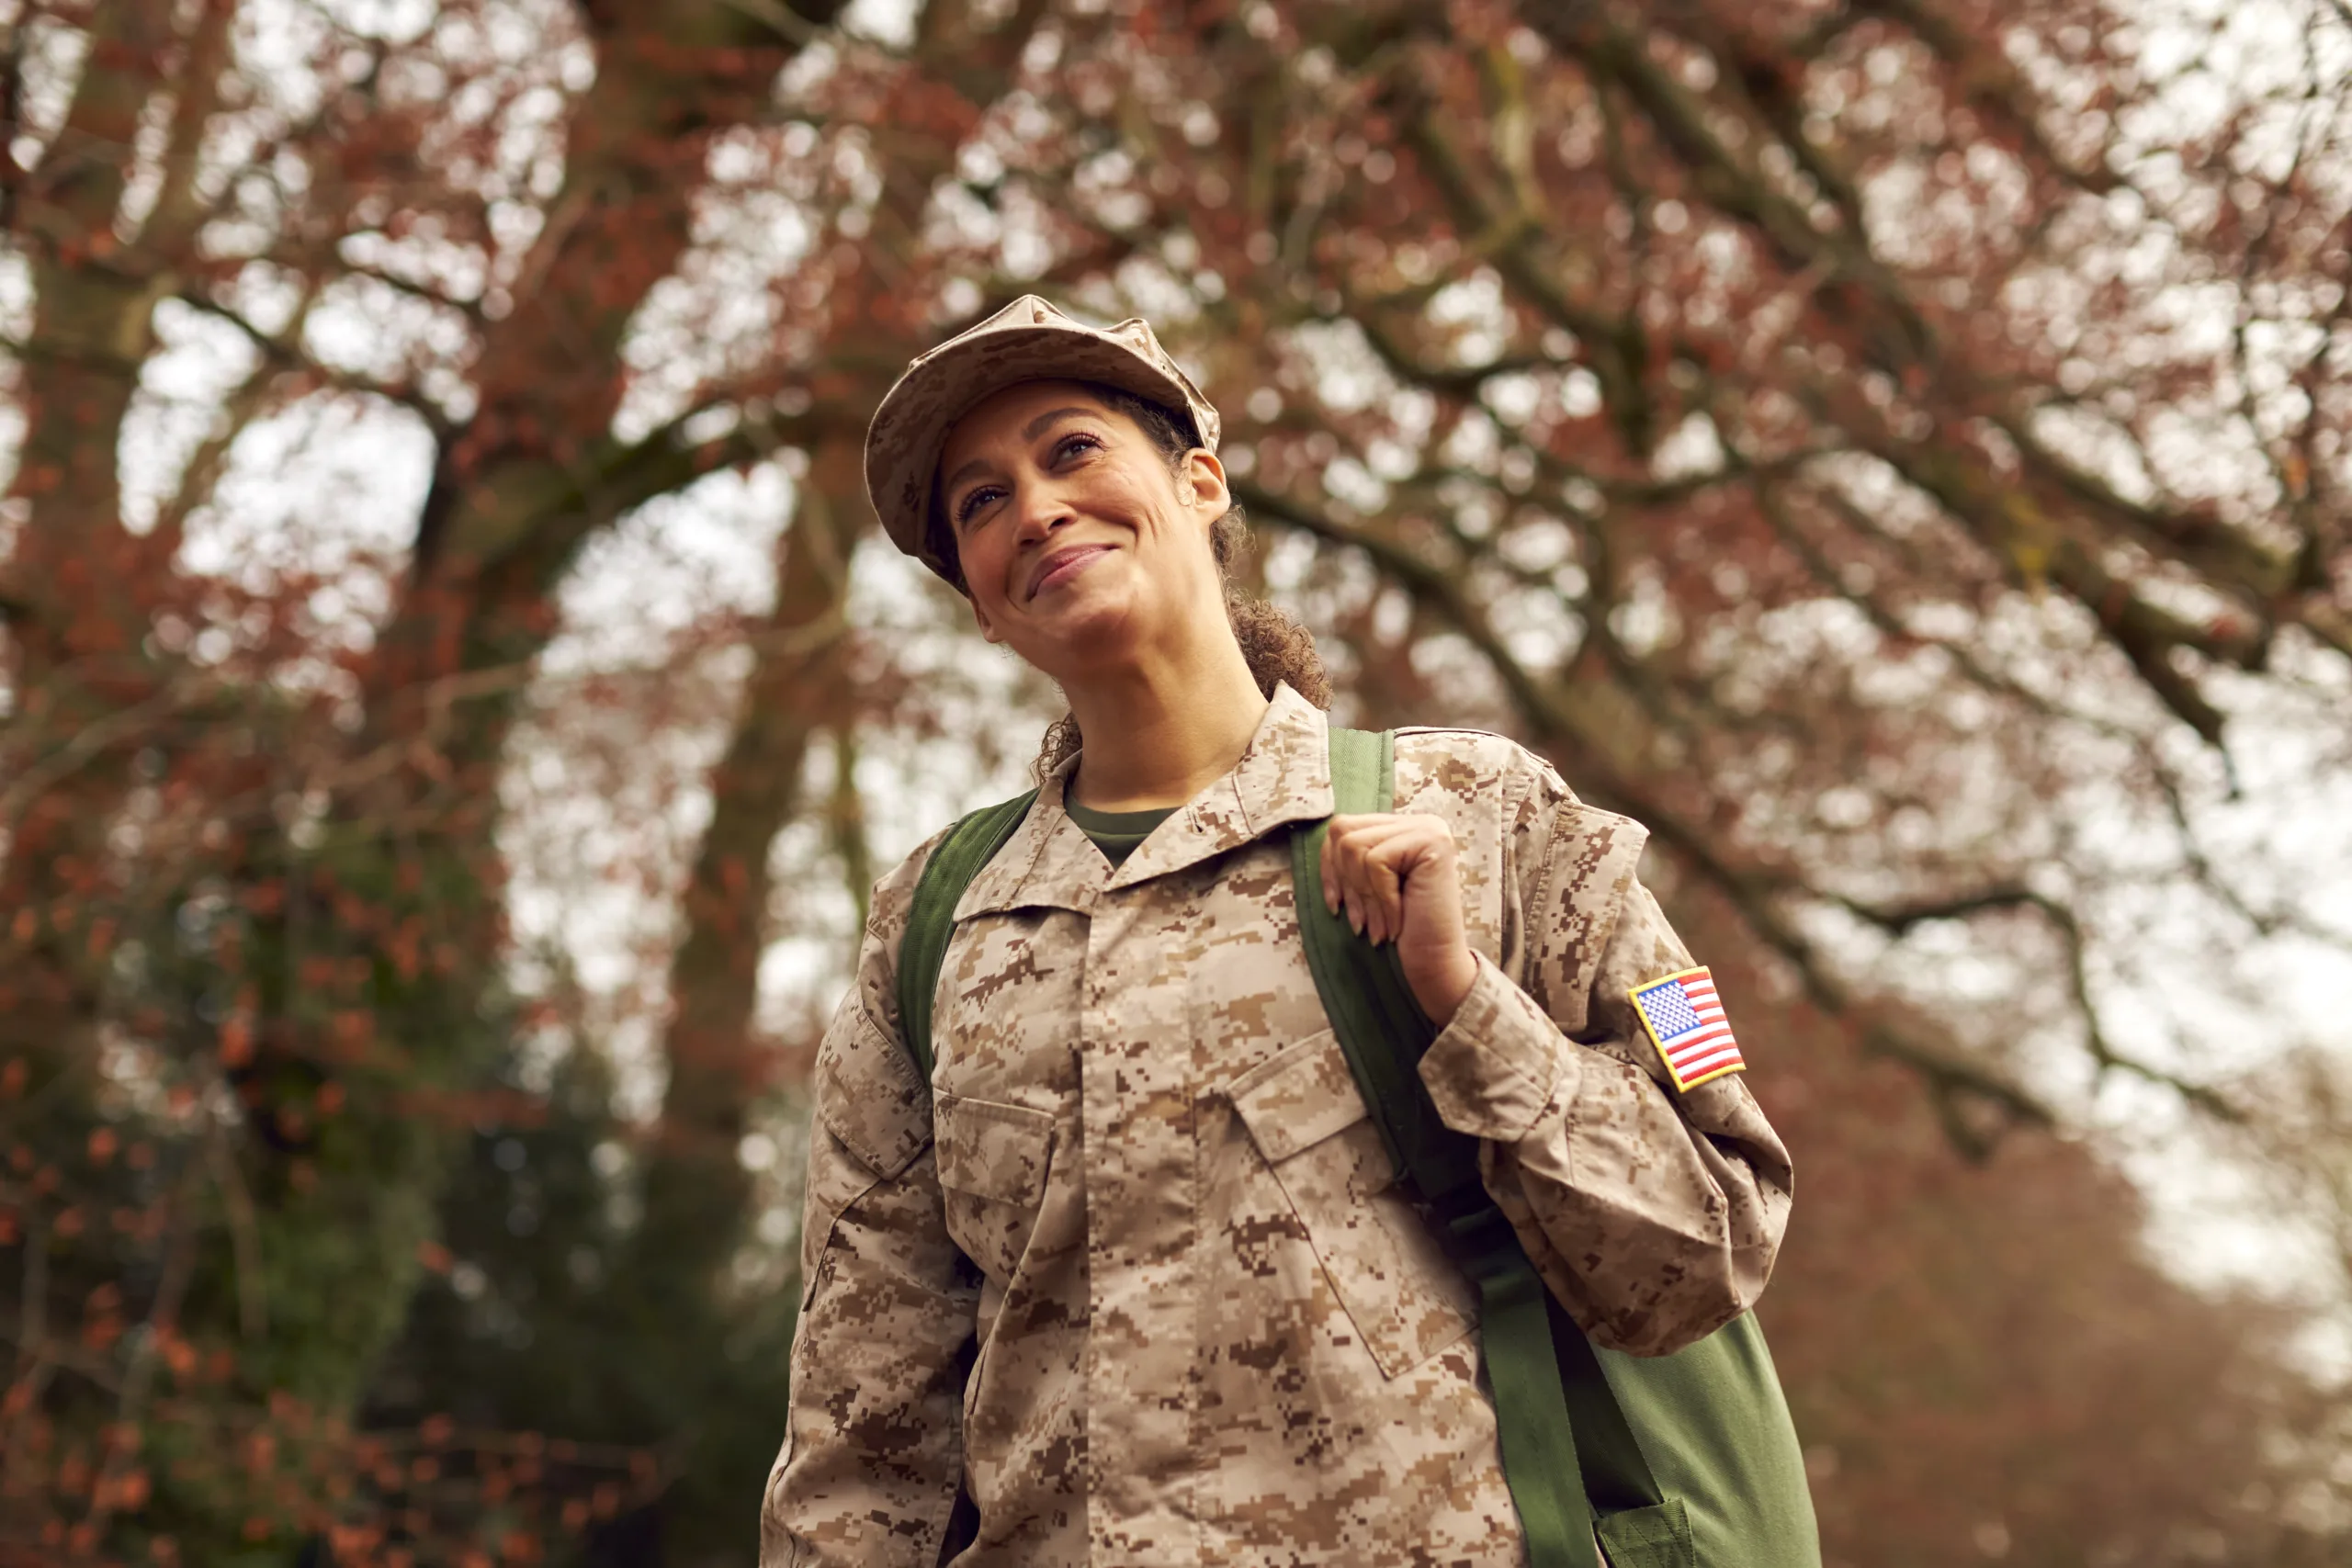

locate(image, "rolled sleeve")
[[1417, 950, 1578, 1142]]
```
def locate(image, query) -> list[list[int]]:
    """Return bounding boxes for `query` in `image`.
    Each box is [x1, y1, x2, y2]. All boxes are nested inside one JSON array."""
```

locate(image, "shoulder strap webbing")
[[1294, 728, 1675, 1568], [898, 790, 1037, 1079], [894, 793, 1035, 1568]]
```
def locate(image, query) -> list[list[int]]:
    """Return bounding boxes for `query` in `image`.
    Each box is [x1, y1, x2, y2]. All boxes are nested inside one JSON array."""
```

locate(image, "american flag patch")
[[1629, 967, 1746, 1092]]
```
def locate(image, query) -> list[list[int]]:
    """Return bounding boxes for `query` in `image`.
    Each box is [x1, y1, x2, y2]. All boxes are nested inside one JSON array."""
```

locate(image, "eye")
[[1051, 432, 1103, 463], [954, 483, 1004, 528]]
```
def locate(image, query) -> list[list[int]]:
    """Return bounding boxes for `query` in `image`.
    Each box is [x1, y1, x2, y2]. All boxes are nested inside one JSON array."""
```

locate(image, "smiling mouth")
[[1028, 546, 1112, 598]]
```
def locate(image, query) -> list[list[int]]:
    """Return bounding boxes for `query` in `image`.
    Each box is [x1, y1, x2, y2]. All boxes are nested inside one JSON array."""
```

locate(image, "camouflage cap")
[[864, 295, 1222, 586]]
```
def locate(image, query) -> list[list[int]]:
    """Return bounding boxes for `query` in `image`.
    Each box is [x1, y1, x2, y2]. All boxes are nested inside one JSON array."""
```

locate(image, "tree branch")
[[1238, 475, 2057, 1134]]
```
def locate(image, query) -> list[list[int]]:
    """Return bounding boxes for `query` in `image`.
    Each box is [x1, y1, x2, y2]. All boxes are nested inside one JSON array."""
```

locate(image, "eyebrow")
[[938, 407, 1099, 506]]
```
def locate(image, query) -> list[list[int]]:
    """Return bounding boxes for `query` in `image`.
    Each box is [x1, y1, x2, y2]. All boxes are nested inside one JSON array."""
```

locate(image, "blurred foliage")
[[4, 0, 2351, 1562], [363, 1041, 797, 1567]]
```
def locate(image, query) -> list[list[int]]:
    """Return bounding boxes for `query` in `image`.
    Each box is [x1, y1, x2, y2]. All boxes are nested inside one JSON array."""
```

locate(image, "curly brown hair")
[[922, 379, 1329, 782]]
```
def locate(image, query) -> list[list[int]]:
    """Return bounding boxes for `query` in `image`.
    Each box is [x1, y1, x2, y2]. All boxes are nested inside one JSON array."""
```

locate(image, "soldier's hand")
[[1319, 813, 1479, 1027]]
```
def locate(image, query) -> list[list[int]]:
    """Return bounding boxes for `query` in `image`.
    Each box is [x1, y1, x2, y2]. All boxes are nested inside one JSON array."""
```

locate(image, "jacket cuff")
[[1417, 951, 1577, 1142]]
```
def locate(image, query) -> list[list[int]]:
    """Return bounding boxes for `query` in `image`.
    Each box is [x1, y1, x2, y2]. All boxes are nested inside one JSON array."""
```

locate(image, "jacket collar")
[[955, 682, 1336, 919]]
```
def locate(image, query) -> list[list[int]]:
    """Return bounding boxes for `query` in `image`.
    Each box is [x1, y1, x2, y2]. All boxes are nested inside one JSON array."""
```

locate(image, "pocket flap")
[[1227, 1028, 1372, 1164], [1595, 1498, 1696, 1568], [934, 1092, 1057, 1207], [816, 1009, 933, 1180]]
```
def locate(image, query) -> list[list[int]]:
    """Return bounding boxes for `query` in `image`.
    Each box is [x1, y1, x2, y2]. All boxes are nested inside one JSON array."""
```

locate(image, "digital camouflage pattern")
[[761, 685, 1793, 1566], [861, 293, 1224, 586]]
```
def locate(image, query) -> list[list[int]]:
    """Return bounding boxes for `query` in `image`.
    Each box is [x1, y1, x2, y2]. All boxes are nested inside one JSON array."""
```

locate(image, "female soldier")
[[760, 297, 1793, 1566]]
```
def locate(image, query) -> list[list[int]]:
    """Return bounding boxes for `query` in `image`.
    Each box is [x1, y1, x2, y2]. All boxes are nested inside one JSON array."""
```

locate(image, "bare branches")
[[4, 0, 2347, 1552], [208, 1119, 266, 1341], [175, 283, 456, 438], [1850, 0, 2121, 197], [137, 0, 236, 262], [0, 674, 217, 826], [0, 9, 28, 232], [1238, 475, 2059, 1136], [1835, 884, 2241, 1120]]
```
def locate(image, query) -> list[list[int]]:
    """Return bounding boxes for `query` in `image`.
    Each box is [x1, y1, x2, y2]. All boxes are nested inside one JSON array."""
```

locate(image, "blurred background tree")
[[2, 0, 2348, 1562]]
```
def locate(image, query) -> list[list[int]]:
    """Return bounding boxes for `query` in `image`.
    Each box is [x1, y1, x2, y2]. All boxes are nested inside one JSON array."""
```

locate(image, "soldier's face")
[[937, 379, 1229, 682]]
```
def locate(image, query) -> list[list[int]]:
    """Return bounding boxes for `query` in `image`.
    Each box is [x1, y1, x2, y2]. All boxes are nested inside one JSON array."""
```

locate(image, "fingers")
[[1350, 821, 1419, 942], [1326, 816, 1408, 932], [1320, 814, 1453, 944]]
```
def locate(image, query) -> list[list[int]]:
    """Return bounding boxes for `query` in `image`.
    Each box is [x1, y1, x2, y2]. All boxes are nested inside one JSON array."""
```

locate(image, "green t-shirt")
[[1064, 799, 1178, 869]]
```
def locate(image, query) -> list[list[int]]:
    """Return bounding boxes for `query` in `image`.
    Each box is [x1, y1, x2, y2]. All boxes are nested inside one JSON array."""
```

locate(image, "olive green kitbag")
[[896, 728, 1821, 1568]]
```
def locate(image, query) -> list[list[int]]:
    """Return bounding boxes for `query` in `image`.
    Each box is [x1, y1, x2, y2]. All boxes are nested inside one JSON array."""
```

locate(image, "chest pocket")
[[933, 1091, 1057, 1286], [1227, 1029, 1476, 1378]]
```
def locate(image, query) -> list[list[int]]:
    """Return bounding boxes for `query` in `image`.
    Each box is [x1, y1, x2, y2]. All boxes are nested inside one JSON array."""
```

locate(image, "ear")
[[1182, 448, 1228, 521]]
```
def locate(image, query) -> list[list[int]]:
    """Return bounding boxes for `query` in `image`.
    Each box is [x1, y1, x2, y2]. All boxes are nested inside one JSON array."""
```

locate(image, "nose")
[[1009, 475, 1075, 549]]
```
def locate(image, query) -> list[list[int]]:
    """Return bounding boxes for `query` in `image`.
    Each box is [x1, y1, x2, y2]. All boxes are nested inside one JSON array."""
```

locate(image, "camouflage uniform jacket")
[[761, 683, 1793, 1566]]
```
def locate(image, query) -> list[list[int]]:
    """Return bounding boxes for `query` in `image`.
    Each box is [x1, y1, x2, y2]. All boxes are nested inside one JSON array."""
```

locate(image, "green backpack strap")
[[1294, 728, 1683, 1568], [897, 790, 1038, 1078], [894, 791, 1036, 1566]]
